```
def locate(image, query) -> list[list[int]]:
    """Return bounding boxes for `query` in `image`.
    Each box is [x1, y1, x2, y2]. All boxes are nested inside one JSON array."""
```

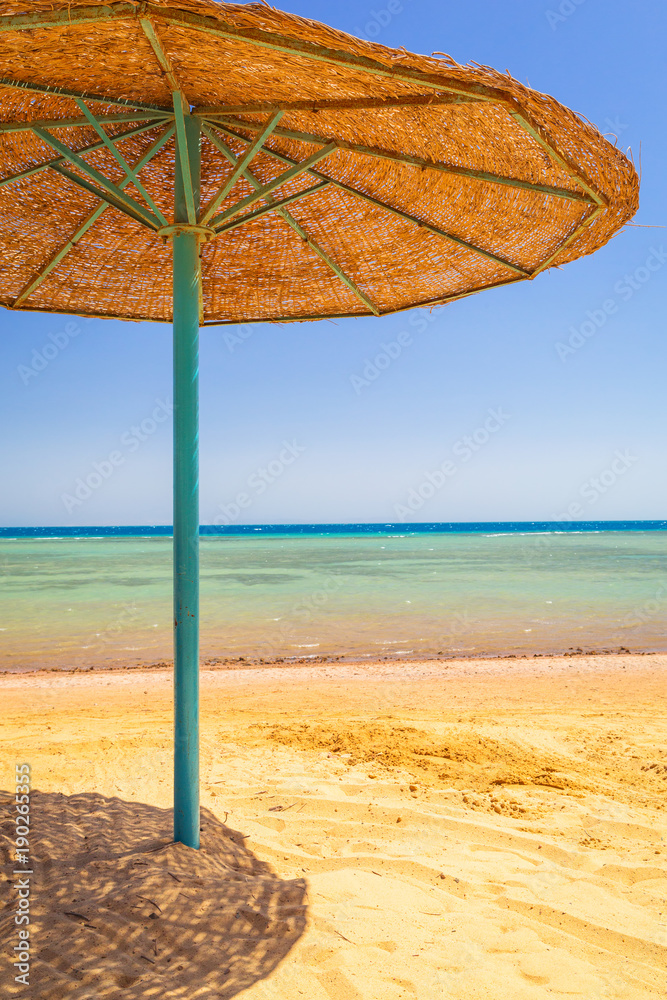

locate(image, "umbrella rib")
[[201, 277, 523, 325], [73, 99, 168, 225], [151, 7, 504, 103], [0, 5, 614, 210], [172, 97, 197, 224], [0, 3, 136, 32], [48, 162, 160, 231], [212, 116, 594, 204], [138, 15, 199, 225], [0, 75, 171, 113], [139, 16, 183, 95], [13, 124, 175, 306], [214, 181, 330, 234], [0, 112, 169, 134], [31, 125, 162, 230], [506, 104, 606, 207], [304, 177, 531, 276], [209, 144, 337, 228], [201, 127, 378, 314], [196, 95, 483, 115], [276, 208, 381, 315], [206, 122, 530, 277], [0, 120, 171, 188], [529, 205, 603, 278], [206, 125, 609, 286], [0, 5, 501, 103], [199, 112, 284, 225], [12, 205, 108, 307]]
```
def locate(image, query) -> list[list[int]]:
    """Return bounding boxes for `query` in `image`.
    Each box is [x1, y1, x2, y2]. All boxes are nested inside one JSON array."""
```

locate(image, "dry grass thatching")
[[0, 0, 639, 324]]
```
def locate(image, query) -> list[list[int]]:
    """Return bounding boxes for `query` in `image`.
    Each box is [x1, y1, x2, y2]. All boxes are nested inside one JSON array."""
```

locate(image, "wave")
[[2, 520, 666, 540]]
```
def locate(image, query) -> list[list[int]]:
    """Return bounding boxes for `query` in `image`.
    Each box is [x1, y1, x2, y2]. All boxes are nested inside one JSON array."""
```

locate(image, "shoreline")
[[0, 643, 655, 677], [1, 650, 664, 689]]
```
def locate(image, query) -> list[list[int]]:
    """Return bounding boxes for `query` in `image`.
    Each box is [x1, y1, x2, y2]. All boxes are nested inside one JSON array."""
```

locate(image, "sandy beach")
[[1, 653, 666, 998]]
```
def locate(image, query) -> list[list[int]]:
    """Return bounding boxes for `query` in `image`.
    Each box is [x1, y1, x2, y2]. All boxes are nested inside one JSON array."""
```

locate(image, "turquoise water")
[[2, 526, 667, 670]]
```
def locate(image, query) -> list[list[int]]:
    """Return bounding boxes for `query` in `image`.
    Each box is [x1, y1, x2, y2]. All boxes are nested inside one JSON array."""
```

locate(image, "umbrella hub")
[[158, 223, 216, 243]]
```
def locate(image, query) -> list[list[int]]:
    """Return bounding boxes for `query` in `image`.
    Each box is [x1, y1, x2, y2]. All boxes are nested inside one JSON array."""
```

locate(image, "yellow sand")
[[1, 654, 666, 998]]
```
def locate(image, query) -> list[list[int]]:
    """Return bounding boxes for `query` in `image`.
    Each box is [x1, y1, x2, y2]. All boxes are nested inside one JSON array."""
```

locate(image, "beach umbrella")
[[0, 0, 637, 848]]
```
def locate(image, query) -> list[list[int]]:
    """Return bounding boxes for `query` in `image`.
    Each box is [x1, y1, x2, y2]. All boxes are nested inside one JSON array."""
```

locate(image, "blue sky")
[[1, 0, 665, 526]]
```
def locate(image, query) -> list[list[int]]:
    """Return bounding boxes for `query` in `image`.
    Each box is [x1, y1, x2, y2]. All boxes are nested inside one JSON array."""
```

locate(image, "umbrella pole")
[[173, 115, 201, 849]]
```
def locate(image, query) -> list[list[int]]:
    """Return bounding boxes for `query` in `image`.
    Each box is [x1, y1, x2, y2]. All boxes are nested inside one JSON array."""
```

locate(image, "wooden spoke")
[[139, 16, 183, 95], [0, 111, 168, 134], [0, 5, 502, 103], [206, 122, 531, 276], [201, 127, 378, 314], [215, 180, 329, 234], [0, 74, 170, 113], [278, 207, 380, 314], [13, 124, 175, 306], [209, 143, 336, 228], [73, 99, 168, 224], [0, 120, 168, 188], [196, 94, 482, 116], [211, 116, 594, 204], [199, 111, 283, 225], [32, 124, 162, 229]]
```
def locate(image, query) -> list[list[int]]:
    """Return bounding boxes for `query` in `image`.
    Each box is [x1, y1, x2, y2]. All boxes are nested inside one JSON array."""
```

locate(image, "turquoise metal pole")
[[173, 114, 201, 849]]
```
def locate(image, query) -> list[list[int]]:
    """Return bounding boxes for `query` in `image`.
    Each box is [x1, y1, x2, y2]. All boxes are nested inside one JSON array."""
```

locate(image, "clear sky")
[[1, 0, 665, 527]]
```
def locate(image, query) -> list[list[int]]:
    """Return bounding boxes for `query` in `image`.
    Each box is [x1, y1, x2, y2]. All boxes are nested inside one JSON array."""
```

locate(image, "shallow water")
[[2, 527, 667, 669]]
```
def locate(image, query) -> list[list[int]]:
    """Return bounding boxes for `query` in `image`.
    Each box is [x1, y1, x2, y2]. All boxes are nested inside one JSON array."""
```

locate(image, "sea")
[[1, 522, 667, 672]]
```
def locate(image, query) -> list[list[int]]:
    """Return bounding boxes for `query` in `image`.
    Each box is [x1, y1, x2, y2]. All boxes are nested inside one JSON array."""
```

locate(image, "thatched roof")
[[0, 0, 638, 324]]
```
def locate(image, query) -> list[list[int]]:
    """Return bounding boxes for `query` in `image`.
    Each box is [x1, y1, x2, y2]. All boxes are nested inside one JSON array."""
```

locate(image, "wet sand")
[[1, 653, 666, 998]]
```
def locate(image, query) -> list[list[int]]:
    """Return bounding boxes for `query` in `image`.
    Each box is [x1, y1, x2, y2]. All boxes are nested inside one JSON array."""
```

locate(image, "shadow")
[[0, 790, 307, 998]]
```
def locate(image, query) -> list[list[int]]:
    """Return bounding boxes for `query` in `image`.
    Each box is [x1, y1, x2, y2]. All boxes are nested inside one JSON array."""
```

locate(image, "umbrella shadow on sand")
[[0, 790, 307, 998]]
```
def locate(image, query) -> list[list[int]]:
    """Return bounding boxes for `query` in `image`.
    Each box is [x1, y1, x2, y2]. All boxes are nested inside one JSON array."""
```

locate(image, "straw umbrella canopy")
[[0, 1, 638, 847]]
